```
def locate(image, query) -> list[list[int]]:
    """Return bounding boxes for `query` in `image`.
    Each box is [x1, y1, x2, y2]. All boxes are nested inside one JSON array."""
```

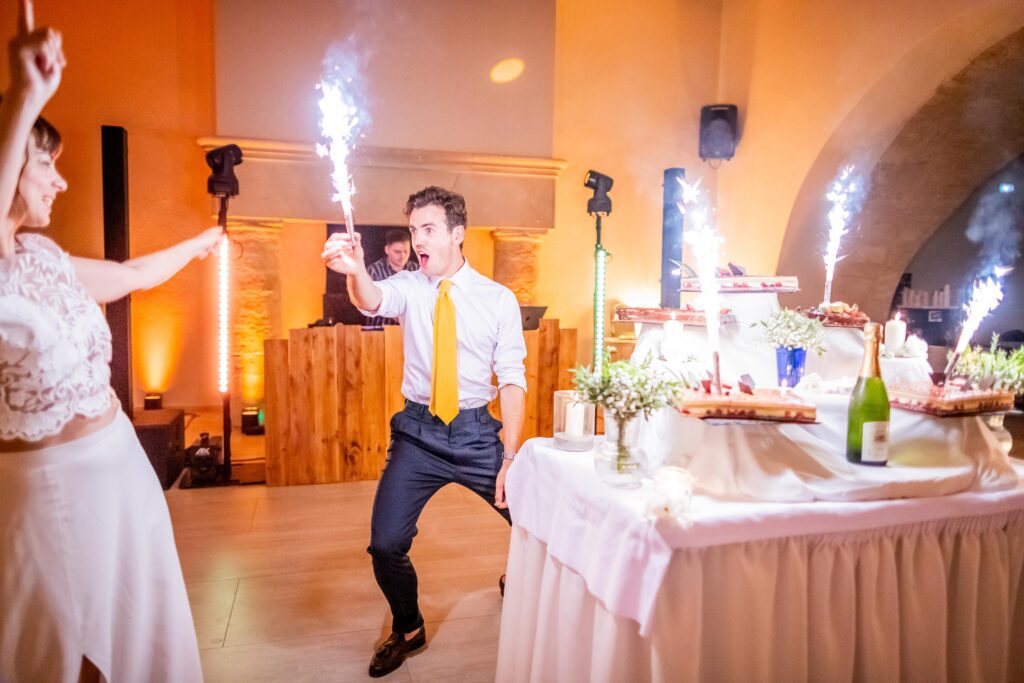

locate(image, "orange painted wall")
[[544, 0, 723, 363], [0, 0, 217, 409]]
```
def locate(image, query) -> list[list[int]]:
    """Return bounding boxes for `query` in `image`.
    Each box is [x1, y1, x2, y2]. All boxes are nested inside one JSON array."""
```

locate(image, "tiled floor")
[[167, 479, 511, 682]]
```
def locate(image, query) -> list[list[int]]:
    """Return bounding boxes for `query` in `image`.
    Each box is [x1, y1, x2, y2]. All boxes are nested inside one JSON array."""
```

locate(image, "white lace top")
[[0, 233, 112, 441]]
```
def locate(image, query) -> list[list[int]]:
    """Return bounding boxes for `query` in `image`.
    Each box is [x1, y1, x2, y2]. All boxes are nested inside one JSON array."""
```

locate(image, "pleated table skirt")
[[0, 410, 202, 683]]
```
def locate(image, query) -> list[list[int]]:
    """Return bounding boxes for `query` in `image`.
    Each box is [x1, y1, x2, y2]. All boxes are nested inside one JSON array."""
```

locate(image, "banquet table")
[[497, 434, 1024, 682]]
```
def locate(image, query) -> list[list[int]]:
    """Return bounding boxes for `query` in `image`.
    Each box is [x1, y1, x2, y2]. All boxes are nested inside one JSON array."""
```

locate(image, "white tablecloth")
[[637, 395, 1018, 502], [498, 439, 1024, 682]]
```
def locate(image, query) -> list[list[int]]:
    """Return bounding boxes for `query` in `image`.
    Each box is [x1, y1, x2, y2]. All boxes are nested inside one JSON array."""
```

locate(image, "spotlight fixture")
[[143, 393, 163, 410], [584, 169, 613, 216]]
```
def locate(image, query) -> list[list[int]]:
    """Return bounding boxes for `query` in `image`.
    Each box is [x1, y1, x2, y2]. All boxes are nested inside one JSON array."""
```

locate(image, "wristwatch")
[[501, 450, 517, 462]]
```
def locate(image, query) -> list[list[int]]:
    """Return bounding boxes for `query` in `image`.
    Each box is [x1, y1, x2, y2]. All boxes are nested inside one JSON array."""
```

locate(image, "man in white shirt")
[[322, 186, 527, 678]]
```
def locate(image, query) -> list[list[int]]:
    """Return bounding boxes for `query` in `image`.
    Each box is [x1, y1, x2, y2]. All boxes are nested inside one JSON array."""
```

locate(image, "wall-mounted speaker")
[[699, 104, 739, 161]]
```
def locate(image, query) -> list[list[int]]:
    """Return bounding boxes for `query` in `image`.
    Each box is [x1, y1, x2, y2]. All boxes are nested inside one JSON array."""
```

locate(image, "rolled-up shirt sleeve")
[[356, 270, 412, 319], [494, 289, 528, 392]]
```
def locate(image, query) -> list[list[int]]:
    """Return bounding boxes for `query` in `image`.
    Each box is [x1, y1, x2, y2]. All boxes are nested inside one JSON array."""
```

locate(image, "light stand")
[[206, 144, 243, 483], [584, 170, 613, 374]]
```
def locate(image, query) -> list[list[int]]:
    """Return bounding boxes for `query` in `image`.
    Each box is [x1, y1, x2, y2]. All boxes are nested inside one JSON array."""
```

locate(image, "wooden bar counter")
[[264, 319, 578, 486]]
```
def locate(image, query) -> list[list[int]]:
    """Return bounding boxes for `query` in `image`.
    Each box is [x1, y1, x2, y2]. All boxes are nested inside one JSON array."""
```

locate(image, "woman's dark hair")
[[31, 115, 61, 155], [0, 95, 61, 155]]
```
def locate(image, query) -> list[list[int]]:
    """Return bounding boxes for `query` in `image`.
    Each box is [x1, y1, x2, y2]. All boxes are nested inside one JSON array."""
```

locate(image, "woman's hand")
[[192, 227, 224, 260], [8, 0, 65, 105], [321, 231, 366, 275]]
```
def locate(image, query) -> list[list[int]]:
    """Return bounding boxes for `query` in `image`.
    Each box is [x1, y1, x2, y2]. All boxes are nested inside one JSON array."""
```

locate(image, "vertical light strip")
[[593, 245, 607, 374], [218, 233, 229, 394]]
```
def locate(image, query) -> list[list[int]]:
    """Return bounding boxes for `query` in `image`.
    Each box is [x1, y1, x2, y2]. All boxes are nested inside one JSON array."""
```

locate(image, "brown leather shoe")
[[368, 626, 427, 678]]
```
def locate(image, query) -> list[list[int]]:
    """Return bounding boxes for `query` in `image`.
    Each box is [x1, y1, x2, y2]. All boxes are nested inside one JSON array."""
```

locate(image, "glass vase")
[[594, 415, 647, 488], [775, 346, 807, 388]]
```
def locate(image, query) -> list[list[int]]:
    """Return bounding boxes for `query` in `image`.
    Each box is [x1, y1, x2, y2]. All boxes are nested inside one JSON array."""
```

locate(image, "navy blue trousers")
[[368, 401, 512, 633]]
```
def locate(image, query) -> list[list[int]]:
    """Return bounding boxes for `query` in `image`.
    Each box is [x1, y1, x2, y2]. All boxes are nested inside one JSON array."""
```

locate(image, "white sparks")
[[822, 165, 857, 306], [953, 276, 1004, 357], [679, 177, 703, 207], [677, 176, 723, 357], [317, 77, 363, 231]]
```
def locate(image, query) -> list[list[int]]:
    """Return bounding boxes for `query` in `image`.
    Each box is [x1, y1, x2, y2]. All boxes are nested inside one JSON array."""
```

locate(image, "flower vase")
[[775, 346, 807, 388], [595, 416, 647, 488]]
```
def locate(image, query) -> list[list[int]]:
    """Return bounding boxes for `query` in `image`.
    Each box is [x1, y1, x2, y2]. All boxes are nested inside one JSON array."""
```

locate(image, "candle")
[[884, 314, 906, 355], [564, 401, 586, 438], [662, 315, 684, 359]]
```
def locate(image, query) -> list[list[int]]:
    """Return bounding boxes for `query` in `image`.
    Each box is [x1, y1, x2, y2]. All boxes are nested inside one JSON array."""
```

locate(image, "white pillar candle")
[[884, 315, 907, 354], [661, 317, 684, 358], [564, 401, 586, 438]]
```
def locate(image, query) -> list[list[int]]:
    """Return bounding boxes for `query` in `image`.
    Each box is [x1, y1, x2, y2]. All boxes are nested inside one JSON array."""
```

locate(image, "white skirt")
[[0, 411, 202, 683]]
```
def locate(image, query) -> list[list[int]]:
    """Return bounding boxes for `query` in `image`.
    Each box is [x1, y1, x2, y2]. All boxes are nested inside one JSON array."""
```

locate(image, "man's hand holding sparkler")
[[322, 231, 383, 312], [321, 231, 365, 275]]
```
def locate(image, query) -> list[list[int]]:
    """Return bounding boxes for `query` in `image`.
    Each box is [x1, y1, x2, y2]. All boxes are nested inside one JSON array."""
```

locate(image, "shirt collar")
[[425, 259, 475, 290]]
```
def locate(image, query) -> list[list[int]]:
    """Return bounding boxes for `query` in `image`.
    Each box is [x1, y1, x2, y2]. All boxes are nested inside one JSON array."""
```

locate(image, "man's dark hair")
[[403, 186, 468, 231], [384, 228, 412, 246]]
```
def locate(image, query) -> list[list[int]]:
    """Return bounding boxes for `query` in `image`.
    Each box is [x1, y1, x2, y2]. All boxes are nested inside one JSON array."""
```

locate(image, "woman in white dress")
[[0, 2, 218, 681]]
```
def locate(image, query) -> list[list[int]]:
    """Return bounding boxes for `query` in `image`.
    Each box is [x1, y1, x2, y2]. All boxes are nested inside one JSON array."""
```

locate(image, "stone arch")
[[776, 4, 1024, 320]]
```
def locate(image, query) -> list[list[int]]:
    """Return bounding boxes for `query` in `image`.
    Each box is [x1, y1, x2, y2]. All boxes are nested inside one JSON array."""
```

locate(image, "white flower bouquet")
[[754, 308, 826, 355], [573, 354, 689, 473]]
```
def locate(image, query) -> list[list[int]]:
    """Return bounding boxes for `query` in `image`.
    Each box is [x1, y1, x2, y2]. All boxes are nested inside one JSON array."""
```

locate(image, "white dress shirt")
[[358, 260, 527, 408]]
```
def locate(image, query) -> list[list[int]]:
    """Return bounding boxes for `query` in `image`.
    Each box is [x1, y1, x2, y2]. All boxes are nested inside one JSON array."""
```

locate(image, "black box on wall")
[[133, 408, 185, 490]]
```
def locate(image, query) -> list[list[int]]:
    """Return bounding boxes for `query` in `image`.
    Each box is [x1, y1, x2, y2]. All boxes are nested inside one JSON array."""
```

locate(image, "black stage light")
[[143, 393, 163, 410], [584, 170, 613, 215]]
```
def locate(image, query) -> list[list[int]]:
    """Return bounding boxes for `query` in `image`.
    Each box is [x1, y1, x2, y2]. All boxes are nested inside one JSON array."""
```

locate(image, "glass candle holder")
[[553, 390, 596, 451]]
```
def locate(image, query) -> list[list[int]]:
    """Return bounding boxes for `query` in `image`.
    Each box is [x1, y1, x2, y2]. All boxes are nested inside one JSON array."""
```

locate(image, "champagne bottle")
[[847, 322, 890, 465]]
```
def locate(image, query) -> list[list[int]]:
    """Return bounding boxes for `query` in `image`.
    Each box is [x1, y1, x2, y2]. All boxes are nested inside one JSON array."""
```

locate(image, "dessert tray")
[[676, 386, 817, 423], [799, 302, 870, 328], [889, 383, 1015, 417], [613, 305, 737, 326]]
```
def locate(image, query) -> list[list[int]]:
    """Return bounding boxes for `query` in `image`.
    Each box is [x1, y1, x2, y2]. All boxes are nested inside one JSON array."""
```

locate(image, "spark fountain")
[[943, 270, 1009, 380], [822, 165, 858, 306], [316, 66, 366, 232], [678, 177, 724, 393]]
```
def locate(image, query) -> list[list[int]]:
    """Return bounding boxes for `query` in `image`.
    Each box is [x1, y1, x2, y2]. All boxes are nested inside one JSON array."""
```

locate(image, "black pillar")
[[101, 125, 133, 419], [661, 167, 686, 308]]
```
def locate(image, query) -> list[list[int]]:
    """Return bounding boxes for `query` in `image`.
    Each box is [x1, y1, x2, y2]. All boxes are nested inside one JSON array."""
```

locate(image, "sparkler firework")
[[316, 48, 368, 233], [822, 165, 858, 306], [944, 271, 1009, 378], [678, 177, 724, 392]]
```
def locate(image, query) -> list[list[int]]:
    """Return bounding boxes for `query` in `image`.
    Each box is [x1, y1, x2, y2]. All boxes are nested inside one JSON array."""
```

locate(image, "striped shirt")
[[364, 256, 419, 326]]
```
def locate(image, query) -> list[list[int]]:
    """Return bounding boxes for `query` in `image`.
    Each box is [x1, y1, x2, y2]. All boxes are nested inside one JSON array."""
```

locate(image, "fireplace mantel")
[[197, 137, 566, 231]]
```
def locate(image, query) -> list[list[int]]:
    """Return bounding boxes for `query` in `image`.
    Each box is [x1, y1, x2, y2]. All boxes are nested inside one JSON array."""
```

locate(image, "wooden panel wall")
[[264, 319, 578, 486]]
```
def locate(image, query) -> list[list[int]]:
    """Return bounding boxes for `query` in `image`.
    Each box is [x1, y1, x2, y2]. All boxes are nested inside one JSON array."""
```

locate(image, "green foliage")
[[571, 352, 690, 425], [954, 334, 1024, 396]]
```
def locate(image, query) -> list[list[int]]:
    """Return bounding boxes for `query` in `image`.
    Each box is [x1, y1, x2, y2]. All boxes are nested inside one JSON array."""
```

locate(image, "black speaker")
[[699, 105, 738, 161], [101, 125, 133, 419]]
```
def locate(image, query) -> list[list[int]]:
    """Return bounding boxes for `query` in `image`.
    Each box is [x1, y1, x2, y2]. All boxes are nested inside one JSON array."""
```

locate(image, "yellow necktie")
[[430, 279, 459, 424]]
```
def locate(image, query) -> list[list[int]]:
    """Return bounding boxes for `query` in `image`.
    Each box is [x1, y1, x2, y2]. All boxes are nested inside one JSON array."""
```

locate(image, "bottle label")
[[862, 422, 890, 463]]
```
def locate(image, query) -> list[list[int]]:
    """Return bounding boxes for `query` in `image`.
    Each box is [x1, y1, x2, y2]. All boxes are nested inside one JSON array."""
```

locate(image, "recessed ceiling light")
[[490, 57, 525, 84]]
